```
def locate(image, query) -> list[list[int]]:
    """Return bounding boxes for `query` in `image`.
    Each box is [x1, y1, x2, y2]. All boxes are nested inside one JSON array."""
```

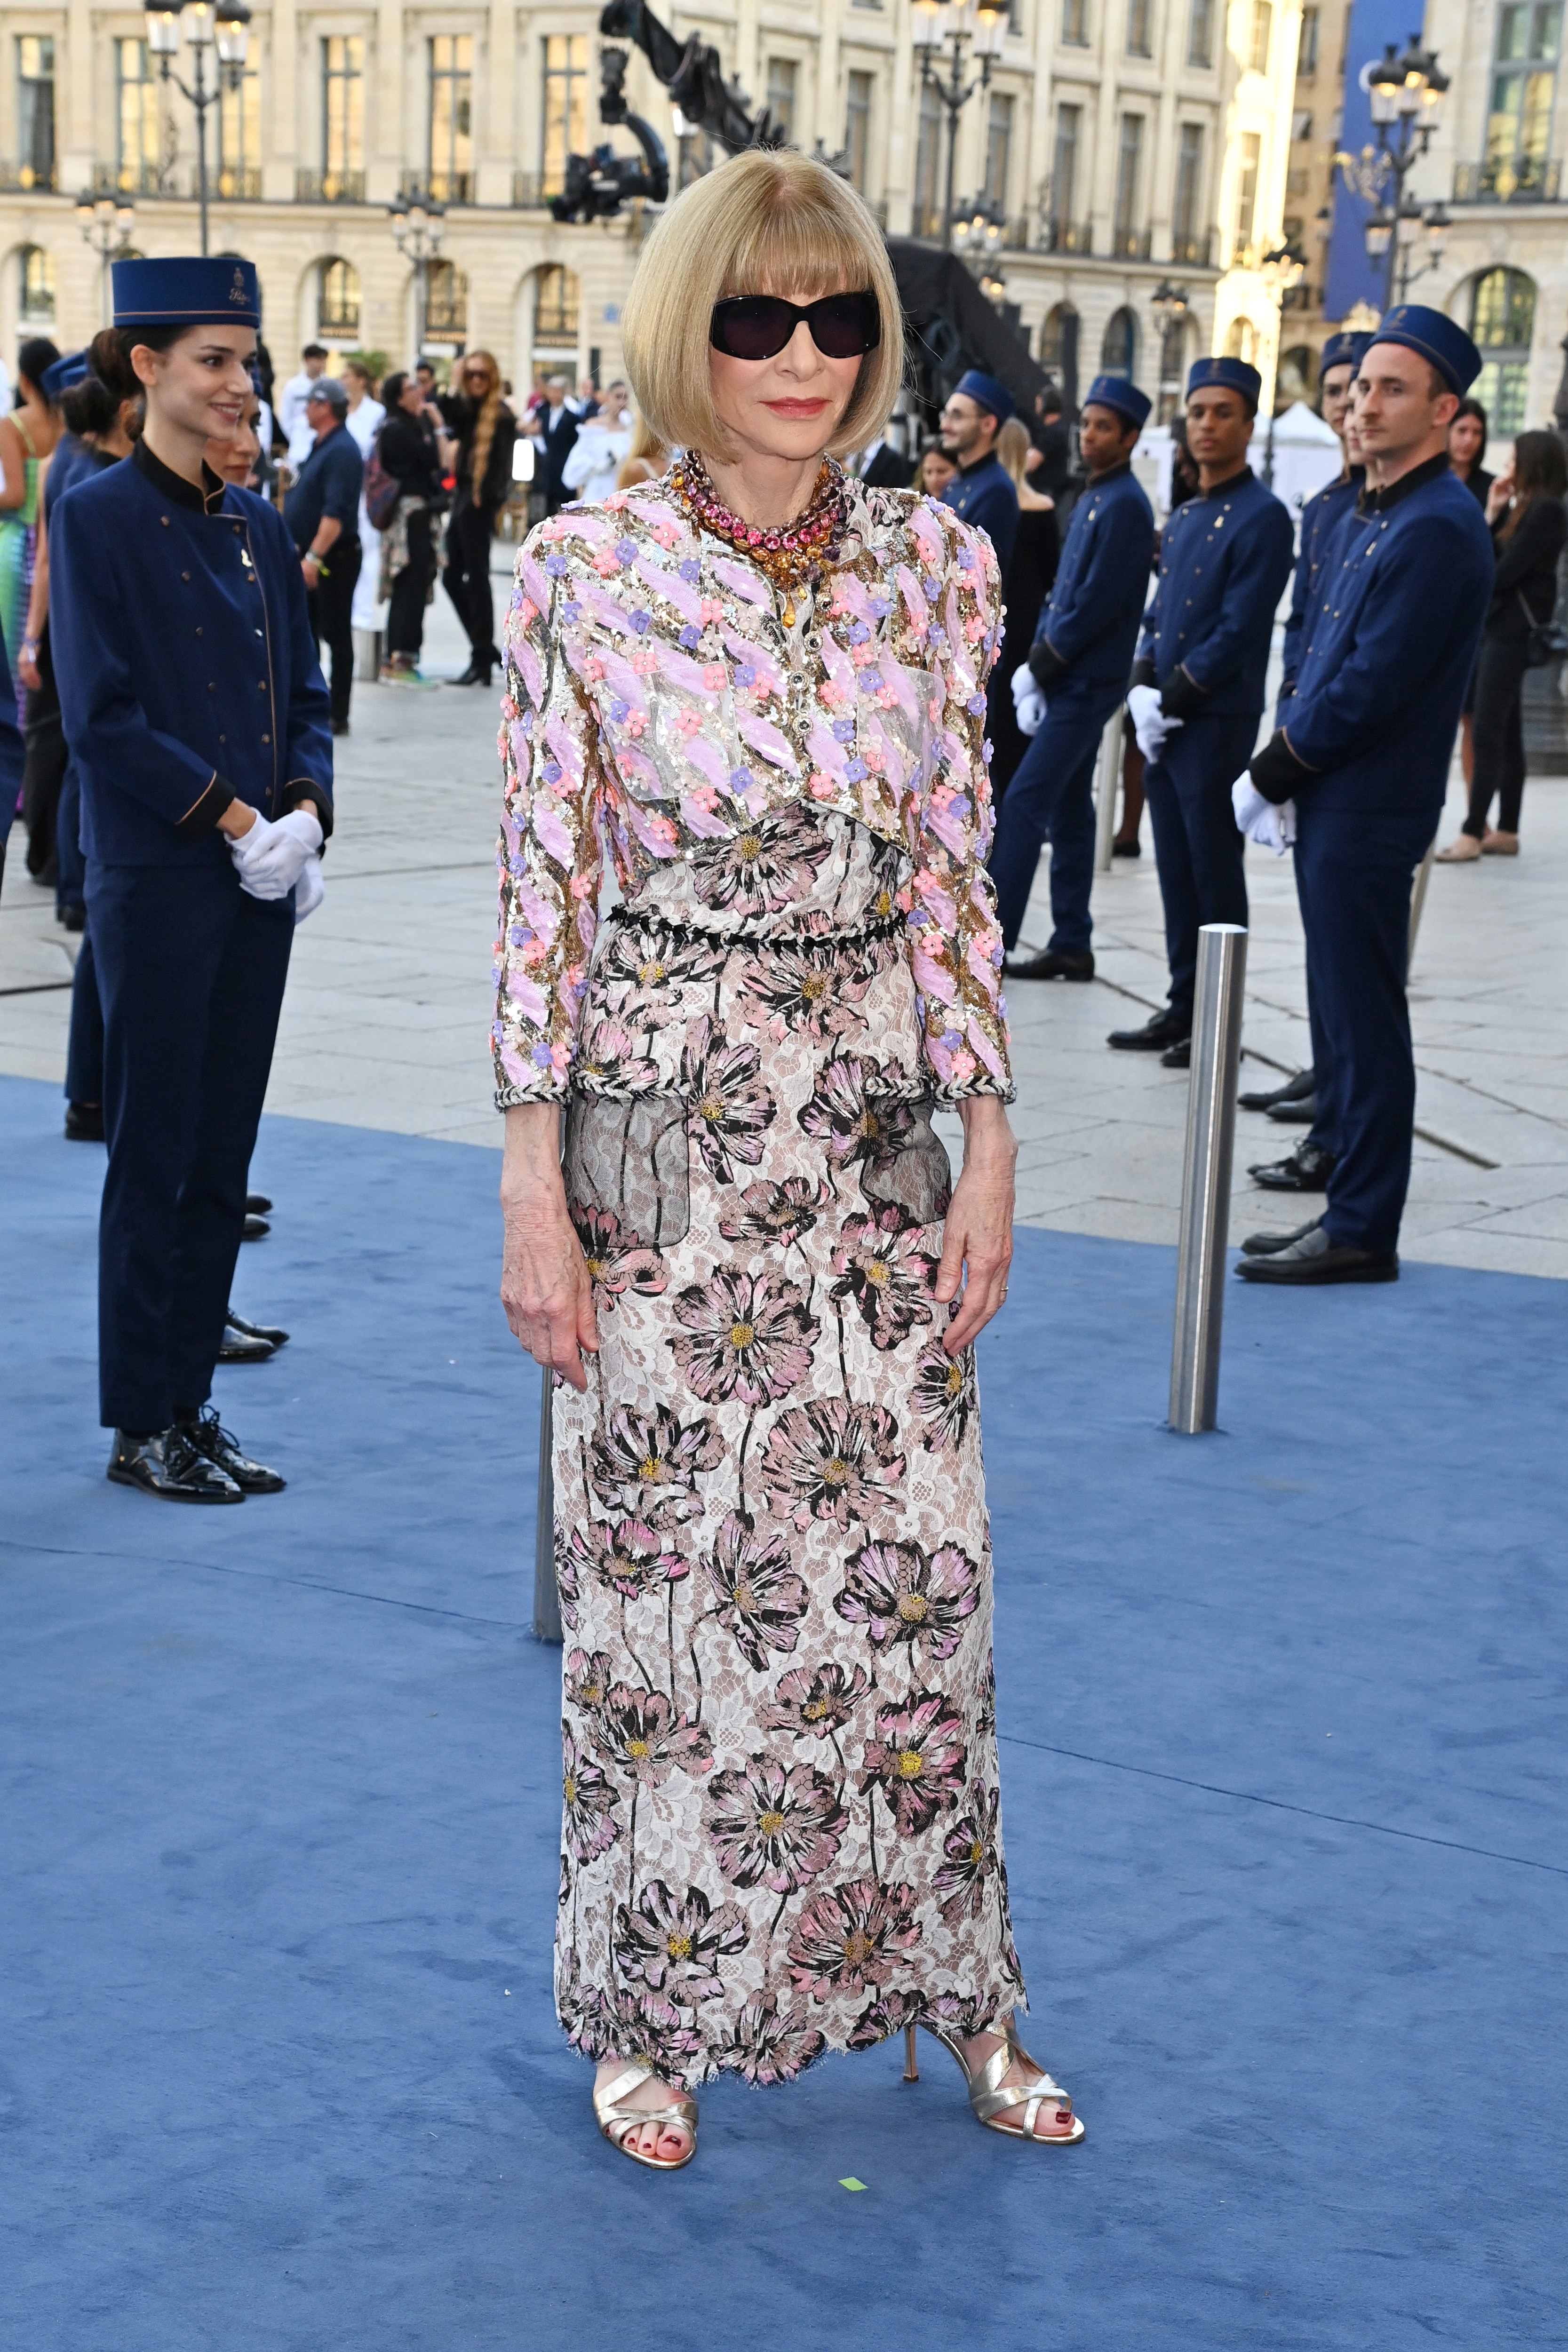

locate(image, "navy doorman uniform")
[[988, 374, 1154, 954], [50, 258, 333, 1443], [1246, 308, 1493, 1264], [1278, 333, 1371, 698], [940, 369, 1019, 575], [1134, 358, 1294, 1024]]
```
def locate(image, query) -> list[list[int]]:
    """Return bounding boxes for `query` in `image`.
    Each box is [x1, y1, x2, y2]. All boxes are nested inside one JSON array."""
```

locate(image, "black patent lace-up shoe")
[[1004, 948, 1095, 982], [1249, 1141, 1336, 1192], [180, 1410, 287, 1494], [226, 1306, 290, 1349], [1108, 1010, 1191, 1053], [108, 1427, 245, 1503]]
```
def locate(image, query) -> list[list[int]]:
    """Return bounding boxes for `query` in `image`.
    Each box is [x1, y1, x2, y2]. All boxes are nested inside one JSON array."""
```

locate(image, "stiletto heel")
[[903, 2023, 920, 2082], [915, 2015, 1085, 2145]]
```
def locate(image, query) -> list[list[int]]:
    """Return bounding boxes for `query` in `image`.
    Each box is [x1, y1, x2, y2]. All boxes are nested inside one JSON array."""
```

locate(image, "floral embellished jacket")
[[491, 471, 1014, 1107]]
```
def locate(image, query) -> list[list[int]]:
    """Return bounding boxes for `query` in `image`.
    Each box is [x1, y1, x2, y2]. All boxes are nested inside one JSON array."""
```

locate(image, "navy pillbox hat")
[[1187, 355, 1263, 411], [954, 368, 1015, 423], [1319, 331, 1372, 378], [112, 256, 261, 331], [1365, 303, 1481, 395], [41, 349, 89, 401], [1082, 373, 1151, 430]]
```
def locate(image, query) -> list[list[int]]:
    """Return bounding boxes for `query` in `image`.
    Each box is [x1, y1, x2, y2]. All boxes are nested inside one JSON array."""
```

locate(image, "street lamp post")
[[1257, 239, 1306, 484], [1334, 39, 1449, 313], [911, 0, 1009, 252], [953, 205, 1007, 302], [76, 191, 137, 324], [389, 194, 446, 359], [145, 0, 252, 257], [1151, 278, 1191, 421]]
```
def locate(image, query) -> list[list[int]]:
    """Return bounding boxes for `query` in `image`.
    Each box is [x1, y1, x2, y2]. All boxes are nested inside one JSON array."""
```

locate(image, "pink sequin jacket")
[[490, 471, 1014, 1106]]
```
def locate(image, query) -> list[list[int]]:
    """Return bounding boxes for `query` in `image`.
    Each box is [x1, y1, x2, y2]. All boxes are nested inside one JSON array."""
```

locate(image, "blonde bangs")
[[622, 150, 906, 466]]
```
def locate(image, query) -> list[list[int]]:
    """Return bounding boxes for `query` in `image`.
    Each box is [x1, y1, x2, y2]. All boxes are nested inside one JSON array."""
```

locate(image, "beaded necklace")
[[671, 449, 845, 629]]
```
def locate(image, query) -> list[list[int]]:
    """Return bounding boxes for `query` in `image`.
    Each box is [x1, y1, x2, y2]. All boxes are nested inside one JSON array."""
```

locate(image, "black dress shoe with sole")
[[245, 1193, 272, 1216], [108, 1427, 245, 1502], [64, 1102, 105, 1142], [1250, 1142, 1336, 1192], [1004, 948, 1095, 981], [1108, 1011, 1191, 1052], [1266, 1097, 1317, 1125], [218, 1323, 277, 1364], [1235, 1229, 1397, 1284], [242, 1213, 271, 1241], [1160, 1039, 1191, 1069], [1111, 839, 1142, 858], [1240, 1217, 1324, 1257], [1239, 1067, 1314, 1113], [61, 903, 86, 933], [179, 1409, 287, 1494], [226, 1305, 289, 1348]]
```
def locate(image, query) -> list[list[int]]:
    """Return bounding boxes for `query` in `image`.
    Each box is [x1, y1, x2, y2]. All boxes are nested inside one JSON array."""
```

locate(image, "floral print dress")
[[492, 469, 1026, 2090]]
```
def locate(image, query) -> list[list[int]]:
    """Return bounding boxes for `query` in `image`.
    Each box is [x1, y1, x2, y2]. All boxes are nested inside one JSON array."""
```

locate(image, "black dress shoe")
[[1235, 1228, 1397, 1284], [449, 659, 492, 686], [226, 1305, 289, 1348], [179, 1409, 286, 1494], [1004, 947, 1095, 981], [1250, 1141, 1336, 1192], [331, 717, 350, 737], [242, 1213, 271, 1241], [1109, 1010, 1191, 1052], [245, 1193, 272, 1215], [1240, 1216, 1323, 1257], [1266, 1095, 1318, 1125], [61, 903, 86, 933], [1160, 1039, 1191, 1069], [218, 1322, 276, 1364], [1239, 1067, 1313, 1113], [1111, 839, 1142, 859], [107, 1427, 245, 1503], [64, 1102, 105, 1142]]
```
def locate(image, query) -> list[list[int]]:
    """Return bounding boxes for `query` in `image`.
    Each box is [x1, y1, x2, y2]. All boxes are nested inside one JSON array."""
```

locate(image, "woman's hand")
[[932, 1096, 1017, 1354], [1485, 469, 1515, 525], [500, 1101, 599, 1391]]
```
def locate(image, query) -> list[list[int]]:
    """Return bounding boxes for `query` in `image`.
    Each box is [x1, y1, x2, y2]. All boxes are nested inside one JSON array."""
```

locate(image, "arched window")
[[1470, 267, 1535, 435], [1101, 305, 1138, 375], [426, 259, 468, 340], [318, 257, 360, 340], [1278, 342, 1315, 405], [1224, 316, 1257, 362], [19, 244, 55, 325], [533, 263, 579, 349], [1157, 311, 1191, 424]]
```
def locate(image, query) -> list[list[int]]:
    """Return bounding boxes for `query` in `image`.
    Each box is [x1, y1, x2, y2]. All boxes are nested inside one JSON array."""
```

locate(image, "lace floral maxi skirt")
[[552, 807, 1027, 2089]]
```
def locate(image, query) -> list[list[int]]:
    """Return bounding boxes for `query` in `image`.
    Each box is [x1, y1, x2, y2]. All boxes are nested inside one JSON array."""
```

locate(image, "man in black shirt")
[[284, 377, 364, 735]]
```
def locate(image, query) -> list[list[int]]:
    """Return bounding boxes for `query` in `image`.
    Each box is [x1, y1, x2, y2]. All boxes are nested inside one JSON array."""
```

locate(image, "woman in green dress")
[[0, 336, 62, 722]]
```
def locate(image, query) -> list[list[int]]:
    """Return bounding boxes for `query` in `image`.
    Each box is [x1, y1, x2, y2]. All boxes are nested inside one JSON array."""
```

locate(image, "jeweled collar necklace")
[[671, 449, 847, 628]]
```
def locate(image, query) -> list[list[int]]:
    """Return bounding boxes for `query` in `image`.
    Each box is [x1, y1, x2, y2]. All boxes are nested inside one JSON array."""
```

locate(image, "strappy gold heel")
[[903, 2017, 1086, 2145], [593, 2059, 699, 2171]]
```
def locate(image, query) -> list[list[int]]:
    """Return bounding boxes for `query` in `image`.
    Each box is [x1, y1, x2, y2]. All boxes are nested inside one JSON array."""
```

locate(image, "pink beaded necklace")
[[671, 450, 846, 628]]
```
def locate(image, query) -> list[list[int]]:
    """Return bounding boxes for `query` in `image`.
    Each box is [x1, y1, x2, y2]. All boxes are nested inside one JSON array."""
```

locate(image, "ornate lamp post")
[[1257, 238, 1306, 483], [76, 190, 137, 325], [911, 0, 1008, 253], [1334, 39, 1449, 313], [144, 0, 251, 257], [953, 204, 1007, 301], [1151, 278, 1190, 421], [389, 193, 446, 358]]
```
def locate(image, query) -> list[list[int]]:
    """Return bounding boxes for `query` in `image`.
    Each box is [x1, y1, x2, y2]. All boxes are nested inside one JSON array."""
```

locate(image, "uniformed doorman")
[[1234, 306, 1493, 1285], [990, 373, 1154, 978], [50, 257, 333, 1498], [1112, 356, 1294, 1067], [938, 368, 1019, 576]]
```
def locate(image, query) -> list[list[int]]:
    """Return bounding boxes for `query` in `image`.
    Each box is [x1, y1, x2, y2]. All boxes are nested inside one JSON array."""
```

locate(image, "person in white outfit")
[[279, 343, 328, 469], [342, 358, 386, 636], [559, 381, 634, 506]]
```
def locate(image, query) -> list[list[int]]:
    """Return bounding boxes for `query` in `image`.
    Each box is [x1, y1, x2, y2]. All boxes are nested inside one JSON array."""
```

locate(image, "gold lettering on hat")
[[230, 267, 246, 306]]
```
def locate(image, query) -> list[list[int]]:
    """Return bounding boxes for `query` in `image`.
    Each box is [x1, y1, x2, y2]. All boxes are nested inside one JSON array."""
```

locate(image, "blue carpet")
[[1, 1069, 1563, 2351]]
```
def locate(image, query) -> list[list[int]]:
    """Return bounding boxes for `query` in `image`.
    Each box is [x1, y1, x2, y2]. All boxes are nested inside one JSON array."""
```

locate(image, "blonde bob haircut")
[[621, 148, 906, 466]]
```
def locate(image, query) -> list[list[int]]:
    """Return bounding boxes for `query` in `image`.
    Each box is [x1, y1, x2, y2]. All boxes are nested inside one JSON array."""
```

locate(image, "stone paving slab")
[[4, 558, 1566, 1274]]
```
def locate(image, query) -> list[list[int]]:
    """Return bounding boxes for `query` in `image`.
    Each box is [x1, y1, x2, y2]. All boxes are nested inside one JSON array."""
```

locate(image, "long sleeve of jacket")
[[1279, 532, 1313, 695], [1165, 499, 1295, 700], [1489, 496, 1568, 620], [264, 501, 335, 833], [1033, 492, 1152, 680], [50, 492, 230, 838]]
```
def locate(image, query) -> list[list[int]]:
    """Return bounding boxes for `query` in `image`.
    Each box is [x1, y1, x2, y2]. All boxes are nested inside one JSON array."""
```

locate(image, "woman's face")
[[207, 405, 261, 485], [461, 360, 494, 401], [920, 446, 957, 496], [134, 324, 255, 446], [1449, 412, 1484, 467], [398, 378, 424, 416], [707, 290, 864, 470]]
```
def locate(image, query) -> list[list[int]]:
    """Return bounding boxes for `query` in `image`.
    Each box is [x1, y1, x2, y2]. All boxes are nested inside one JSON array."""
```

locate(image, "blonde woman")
[[446, 349, 517, 685], [989, 418, 1060, 801], [614, 411, 668, 490], [493, 150, 1084, 2170]]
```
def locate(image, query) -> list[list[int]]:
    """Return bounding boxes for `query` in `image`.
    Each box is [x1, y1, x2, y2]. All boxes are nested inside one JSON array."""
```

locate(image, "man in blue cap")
[[50, 256, 334, 1497], [938, 367, 1019, 574], [988, 374, 1155, 977], [1110, 355, 1295, 1065], [1234, 305, 1493, 1285]]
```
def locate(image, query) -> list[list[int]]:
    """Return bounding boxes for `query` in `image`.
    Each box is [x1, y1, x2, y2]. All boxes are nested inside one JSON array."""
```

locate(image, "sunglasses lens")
[[810, 295, 881, 358], [711, 298, 798, 361]]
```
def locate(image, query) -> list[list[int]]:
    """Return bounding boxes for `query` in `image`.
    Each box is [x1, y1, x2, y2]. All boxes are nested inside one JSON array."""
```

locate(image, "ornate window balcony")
[[1452, 158, 1561, 201]]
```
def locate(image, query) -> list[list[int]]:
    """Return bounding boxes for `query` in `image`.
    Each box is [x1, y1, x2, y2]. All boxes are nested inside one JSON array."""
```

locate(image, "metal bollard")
[[1170, 923, 1249, 1434], [1094, 706, 1124, 872], [533, 1363, 562, 1642]]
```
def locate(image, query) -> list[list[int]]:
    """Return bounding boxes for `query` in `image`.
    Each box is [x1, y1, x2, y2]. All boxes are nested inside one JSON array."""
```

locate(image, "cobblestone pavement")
[[4, 560, 1566, 1276]]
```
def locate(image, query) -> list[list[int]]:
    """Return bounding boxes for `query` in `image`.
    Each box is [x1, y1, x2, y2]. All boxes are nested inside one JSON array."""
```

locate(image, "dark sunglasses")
[[709, 292, 882, 363]]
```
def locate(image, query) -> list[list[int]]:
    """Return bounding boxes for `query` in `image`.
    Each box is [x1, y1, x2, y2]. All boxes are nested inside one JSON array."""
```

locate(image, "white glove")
[[1231, 774, 1297, 856], [293, 855, 325, 924], [1128, 682, 1182, 763], [231, 807, 324, 901], [1011, 663, 1047, 737]]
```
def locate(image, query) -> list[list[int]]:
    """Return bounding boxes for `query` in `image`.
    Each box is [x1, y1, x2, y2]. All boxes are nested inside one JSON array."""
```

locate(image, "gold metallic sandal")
[[592, 2060, 698, 2172], [904, 2017, 1086, 2145]]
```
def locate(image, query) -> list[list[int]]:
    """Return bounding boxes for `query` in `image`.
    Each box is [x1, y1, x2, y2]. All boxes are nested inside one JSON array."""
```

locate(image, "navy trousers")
[[56, 757, 87, 915], [89, 859, 294, 1432], [64, 921, 105, 1106], [1293, 803, 1437, 1256], [987, 691, 1114, 954], [1143, 712, 1257, 1022]]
